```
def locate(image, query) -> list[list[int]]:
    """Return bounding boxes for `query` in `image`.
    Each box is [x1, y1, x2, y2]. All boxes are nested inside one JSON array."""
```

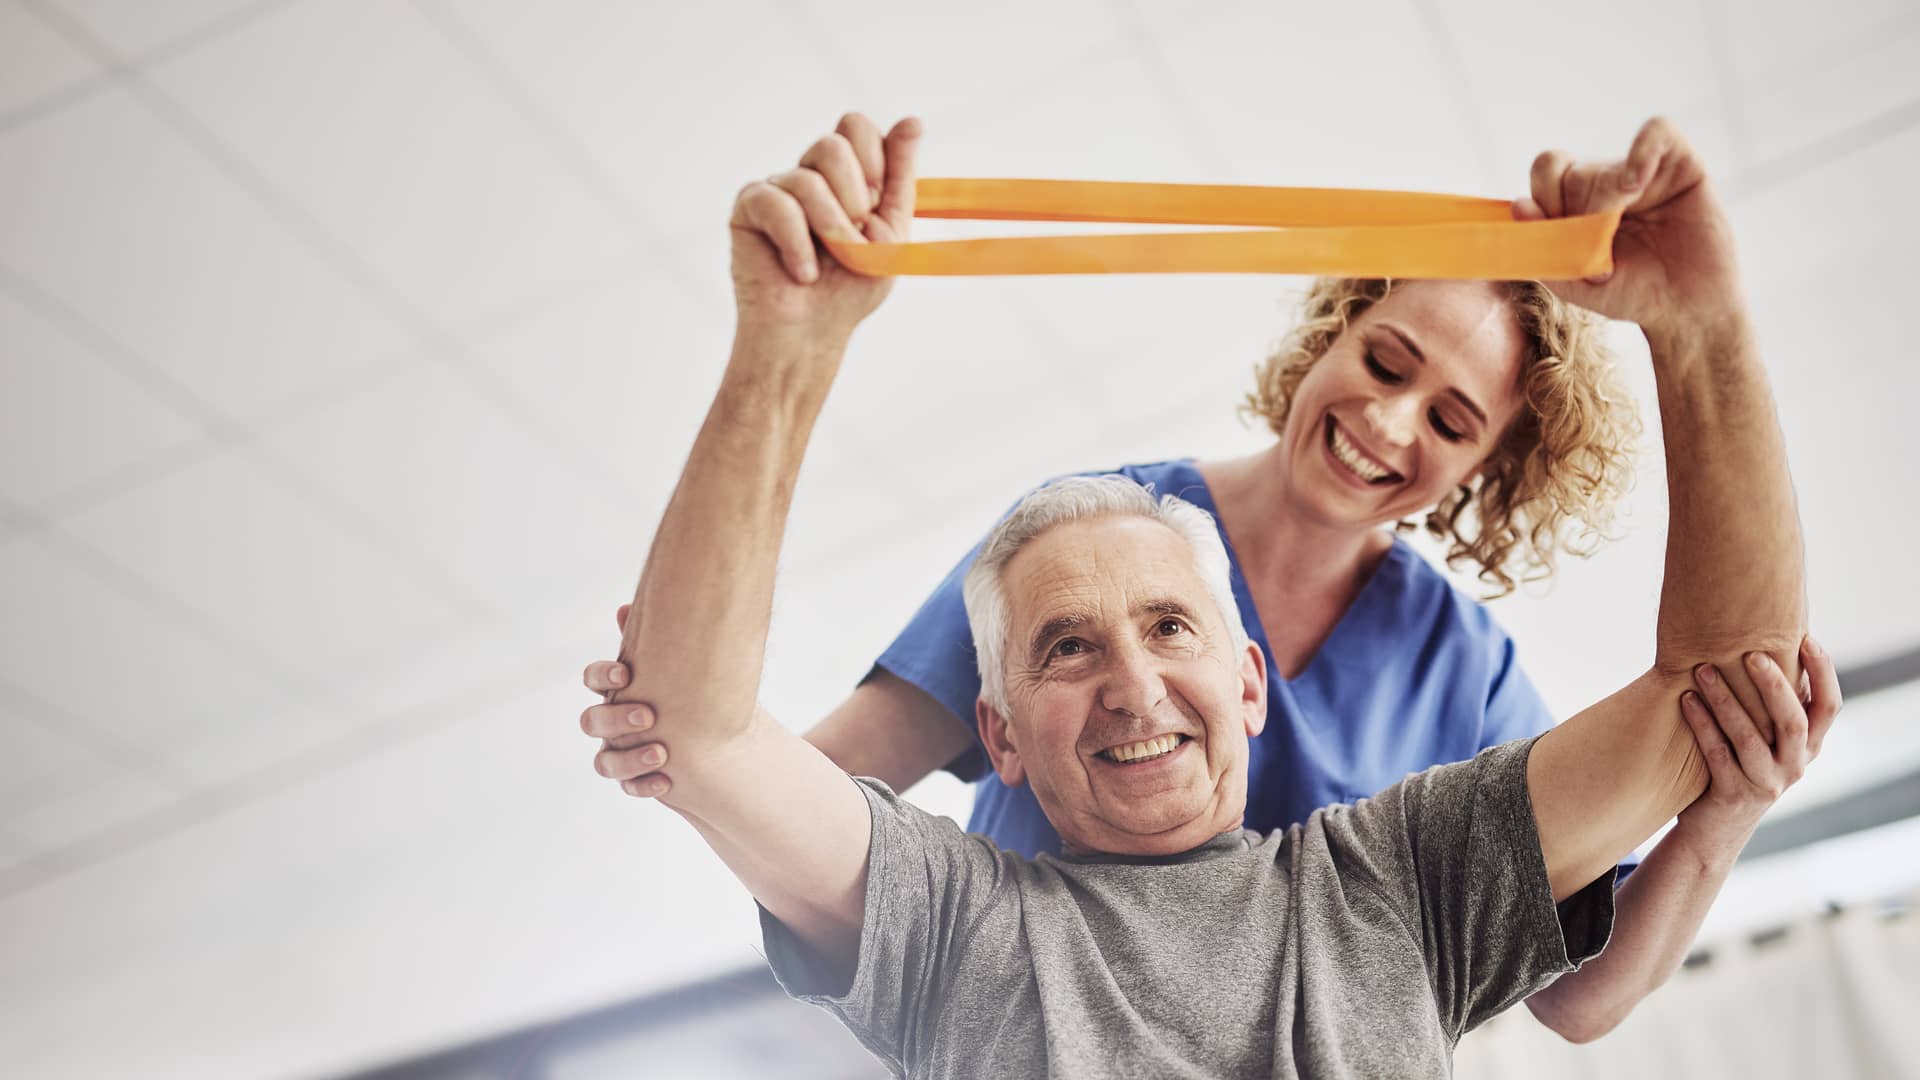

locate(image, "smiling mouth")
[[1325, 416, 1403, 485], [1097, 734, 1192, 765]]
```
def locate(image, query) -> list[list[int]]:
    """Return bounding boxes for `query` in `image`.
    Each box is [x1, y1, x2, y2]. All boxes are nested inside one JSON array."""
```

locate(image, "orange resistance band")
[[824, 179, 1620, 280]]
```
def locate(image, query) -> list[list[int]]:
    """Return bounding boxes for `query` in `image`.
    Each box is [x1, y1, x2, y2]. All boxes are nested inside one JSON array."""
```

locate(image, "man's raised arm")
[[1522, 119, 1807, 900], [589, 115, 926, 969]]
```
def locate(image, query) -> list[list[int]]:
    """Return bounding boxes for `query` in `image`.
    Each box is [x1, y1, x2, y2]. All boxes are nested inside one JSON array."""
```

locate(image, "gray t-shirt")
[[761, 736, 1614, 1079]]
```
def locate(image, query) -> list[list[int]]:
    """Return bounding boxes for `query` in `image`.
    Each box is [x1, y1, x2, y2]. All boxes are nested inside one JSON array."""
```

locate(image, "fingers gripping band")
[[825, 179, 1620, 280]]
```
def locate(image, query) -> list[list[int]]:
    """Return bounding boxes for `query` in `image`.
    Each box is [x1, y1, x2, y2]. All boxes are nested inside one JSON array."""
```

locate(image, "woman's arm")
[[1525, 641, 1841, 1042], [584, 644, 975, 799]]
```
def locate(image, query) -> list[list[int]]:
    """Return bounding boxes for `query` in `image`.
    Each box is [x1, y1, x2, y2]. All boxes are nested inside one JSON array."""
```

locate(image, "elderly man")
[[583, 115, 1833, 1078]]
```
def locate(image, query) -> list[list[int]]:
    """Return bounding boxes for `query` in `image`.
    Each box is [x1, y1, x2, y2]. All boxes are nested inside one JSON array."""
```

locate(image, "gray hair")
[[961, 475, 1250, 717]]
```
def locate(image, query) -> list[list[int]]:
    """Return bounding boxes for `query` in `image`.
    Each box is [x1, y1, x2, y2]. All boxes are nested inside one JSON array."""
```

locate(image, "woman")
[[579, 113, 1832, 1040]]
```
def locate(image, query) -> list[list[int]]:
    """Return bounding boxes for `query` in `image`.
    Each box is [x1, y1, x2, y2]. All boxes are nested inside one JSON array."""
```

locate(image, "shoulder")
[[1376, 537, 1518, 656]]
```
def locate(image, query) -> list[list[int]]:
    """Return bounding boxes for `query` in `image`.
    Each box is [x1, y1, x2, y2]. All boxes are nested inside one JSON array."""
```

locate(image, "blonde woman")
[[581, 114, 1832, 1041]]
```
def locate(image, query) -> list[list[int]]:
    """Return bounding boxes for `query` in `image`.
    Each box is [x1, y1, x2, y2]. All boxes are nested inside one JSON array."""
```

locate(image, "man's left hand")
[[1514, 116, 1746, 341]]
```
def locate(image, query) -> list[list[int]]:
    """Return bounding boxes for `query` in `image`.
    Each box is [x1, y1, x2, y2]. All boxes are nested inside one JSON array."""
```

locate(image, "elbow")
[[1527, 992, 1625, 1045], [1651, 632, 1804, 685]]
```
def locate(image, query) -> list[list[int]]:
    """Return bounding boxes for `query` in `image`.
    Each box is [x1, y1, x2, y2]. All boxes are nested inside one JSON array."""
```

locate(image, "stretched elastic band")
[[824, 178, 1619, 280]]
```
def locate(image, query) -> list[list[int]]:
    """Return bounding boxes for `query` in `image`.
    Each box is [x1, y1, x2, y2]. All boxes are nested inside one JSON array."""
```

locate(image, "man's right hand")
[[729, 113, 923, 348], [583, 603, 672, 799]]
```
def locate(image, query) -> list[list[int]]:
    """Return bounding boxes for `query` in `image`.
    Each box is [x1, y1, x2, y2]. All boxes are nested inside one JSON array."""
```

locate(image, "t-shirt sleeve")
[[868, 541, 992, 781], [1330, 736, 1616, 1041], [758, 778, 1009, 1074]]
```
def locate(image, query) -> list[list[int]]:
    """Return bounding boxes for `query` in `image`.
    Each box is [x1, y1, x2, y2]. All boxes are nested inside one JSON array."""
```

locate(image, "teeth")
[[1105, 734, 1182, 763], [1329, 422, 1392, 482]]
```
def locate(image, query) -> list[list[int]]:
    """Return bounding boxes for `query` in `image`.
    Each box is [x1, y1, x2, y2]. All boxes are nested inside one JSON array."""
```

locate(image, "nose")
[[1363, 393, 1420, 448], [1100, 638, 1168, 719]]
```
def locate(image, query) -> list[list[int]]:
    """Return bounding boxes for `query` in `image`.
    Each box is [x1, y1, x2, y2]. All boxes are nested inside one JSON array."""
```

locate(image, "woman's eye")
[[1428, 408, 1467, 443], [1363, 351, 1403, 384], [1156, 618, 1187, 637], [1051, 638, 1086, 659]]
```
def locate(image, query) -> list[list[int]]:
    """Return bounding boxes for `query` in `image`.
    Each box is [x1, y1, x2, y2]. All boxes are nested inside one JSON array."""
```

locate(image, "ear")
[[1238, 639, 1269, 738], [976, 696, 1027, 788]]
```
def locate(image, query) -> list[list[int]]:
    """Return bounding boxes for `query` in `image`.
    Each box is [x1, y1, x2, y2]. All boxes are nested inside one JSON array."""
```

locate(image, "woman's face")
[[1279, 280, 1530, 529]]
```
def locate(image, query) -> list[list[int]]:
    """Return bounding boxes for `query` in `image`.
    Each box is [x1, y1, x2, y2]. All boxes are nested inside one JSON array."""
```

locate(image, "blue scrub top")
[[873, 459, 1572, 860]]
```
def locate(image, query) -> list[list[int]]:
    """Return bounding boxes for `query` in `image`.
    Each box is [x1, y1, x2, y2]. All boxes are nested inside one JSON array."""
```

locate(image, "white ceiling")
[[2, 0, 1917, 1076]]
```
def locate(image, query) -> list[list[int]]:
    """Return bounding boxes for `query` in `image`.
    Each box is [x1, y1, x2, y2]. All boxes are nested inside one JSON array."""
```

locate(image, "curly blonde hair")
[[1243, 278, 1642, 597]]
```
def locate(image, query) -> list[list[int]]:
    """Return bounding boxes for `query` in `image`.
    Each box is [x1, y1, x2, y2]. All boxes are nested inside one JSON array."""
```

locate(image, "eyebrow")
[[1024, 598, 1201, 663], [1027, 613, 1089, 665], [1377, 322, 1490, 428]]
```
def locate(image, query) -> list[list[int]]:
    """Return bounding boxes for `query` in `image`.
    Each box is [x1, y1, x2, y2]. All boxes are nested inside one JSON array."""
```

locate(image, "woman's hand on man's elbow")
[[1670, 635, 1842, 861]]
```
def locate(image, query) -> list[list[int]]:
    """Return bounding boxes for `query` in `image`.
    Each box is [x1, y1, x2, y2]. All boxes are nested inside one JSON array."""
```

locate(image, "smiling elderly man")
[[586, 117, 1818, 1079]]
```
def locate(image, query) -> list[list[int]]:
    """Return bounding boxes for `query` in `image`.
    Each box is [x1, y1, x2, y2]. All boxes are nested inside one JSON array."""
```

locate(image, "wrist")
[[1642, 298, 1754, 362], [724, 328, 847, 409], [1662, 812, 1757, 874]]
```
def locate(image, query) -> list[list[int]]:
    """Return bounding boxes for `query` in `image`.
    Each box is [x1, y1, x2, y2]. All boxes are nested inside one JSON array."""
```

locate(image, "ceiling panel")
[[779, 0, 1120, 126], [46, 0, 272, 58], [1708, 0, 1917, 92], [0, 86, 417, 418], [1737, 12, 1920, 168], [53, 452, 460, 687], [0, 288, 203, 508], [0, 0, 99, 116], [1731, 126, 1920, 663], [1152, 0, 1490, 193], [0, 703, 101, 817], [5, 758, 187, 851], [0, 535, 295, 750], [145, 0, 634, 332], [1442, 1, 1738, 180], [441, 0, 853, 254], [259, 363, 645, 619], [457, 266, 729, 510]]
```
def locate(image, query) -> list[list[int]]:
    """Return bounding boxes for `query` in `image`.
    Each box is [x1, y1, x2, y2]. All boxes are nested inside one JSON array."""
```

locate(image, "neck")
[[1199, 446, 1389, 594]]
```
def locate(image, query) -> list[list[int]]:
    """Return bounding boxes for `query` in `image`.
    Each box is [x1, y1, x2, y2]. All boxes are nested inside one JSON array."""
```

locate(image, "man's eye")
[[1156, 618, 1187, 637], [1364, 351, 1403, 384], [1051, 638, 1086, 659]]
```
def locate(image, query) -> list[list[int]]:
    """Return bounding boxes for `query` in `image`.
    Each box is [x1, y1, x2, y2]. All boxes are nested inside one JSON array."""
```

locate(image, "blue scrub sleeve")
[[867, 540, 993, 782]]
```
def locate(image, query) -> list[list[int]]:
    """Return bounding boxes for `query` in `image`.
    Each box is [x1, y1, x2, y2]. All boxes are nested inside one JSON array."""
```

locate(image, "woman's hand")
[[581, 603, 671, 799], [730, 113, 923, 349], [1513, 116, 1745, 341], [1672, 636, 1843, 862]]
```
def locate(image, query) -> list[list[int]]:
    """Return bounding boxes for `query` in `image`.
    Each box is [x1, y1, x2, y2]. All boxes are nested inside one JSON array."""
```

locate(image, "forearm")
[[610, 331, 845, 788], [1524, 826, 1740, 1041], [1646, 312, 1806, 685], [1532, 310, 1805, 896]]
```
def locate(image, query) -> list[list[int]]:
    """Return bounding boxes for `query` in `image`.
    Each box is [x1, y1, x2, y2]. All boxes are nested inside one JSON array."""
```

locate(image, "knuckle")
[[786, 167, 831, 200], [819, 131, 854, 160]]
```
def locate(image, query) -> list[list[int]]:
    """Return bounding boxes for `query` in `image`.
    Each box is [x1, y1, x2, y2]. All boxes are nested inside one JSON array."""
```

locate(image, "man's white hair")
[[961, 475, 1251, 717]]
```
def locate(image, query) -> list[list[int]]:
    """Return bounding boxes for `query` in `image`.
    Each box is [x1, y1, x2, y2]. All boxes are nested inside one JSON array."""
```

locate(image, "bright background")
[[1, 1, 1916, 1077]]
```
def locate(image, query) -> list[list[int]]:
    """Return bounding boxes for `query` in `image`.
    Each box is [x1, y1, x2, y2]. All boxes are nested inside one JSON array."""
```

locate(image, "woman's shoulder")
[[1371, 535, 1517, 649]]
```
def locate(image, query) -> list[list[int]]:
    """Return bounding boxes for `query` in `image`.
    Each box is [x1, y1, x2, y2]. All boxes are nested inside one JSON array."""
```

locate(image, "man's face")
[[977, 515, 1267, 856]]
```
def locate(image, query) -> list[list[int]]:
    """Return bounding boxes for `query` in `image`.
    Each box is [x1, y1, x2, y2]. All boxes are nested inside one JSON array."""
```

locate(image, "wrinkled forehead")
[[1000, 516, 1213, 636]]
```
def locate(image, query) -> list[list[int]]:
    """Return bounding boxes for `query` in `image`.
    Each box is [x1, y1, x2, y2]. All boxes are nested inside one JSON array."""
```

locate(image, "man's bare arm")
[[606, 335, 875, 961], [1520, 121, 1806, 900], [594, 115, 927, 971]]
